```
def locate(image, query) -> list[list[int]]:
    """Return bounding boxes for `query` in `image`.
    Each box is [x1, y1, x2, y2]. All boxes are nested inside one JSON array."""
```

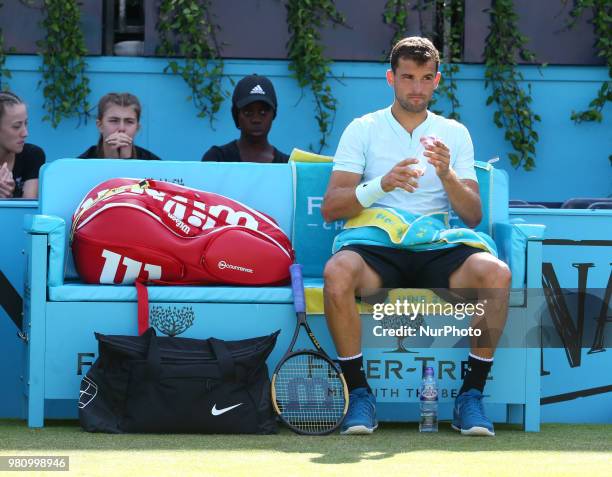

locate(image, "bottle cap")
[[423, 366, 434, 377]]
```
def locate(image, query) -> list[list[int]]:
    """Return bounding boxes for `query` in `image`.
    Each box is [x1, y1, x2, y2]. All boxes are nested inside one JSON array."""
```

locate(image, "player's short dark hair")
[[390, 36, 440, 72]]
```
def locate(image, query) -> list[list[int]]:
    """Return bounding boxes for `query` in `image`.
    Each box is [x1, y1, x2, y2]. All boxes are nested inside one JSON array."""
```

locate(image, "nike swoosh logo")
[[211, 403, 243, 416]]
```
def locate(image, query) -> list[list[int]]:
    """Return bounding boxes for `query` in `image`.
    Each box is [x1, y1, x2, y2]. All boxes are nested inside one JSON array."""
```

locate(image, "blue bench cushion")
[[49, 278, 526, 308], [48, 278, 326, 303], [50, 282, 294, 303]]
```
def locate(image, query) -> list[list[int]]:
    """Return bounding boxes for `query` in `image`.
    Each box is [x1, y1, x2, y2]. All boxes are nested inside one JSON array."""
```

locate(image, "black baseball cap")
[[232, 74, 277, 110]]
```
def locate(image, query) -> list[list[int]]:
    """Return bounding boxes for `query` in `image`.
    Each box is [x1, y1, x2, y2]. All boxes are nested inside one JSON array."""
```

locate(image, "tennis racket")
[[271, 264, 349, 435]]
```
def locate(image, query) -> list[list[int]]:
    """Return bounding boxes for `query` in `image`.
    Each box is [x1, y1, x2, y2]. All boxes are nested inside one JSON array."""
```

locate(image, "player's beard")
[[397, 94, 429, 113]]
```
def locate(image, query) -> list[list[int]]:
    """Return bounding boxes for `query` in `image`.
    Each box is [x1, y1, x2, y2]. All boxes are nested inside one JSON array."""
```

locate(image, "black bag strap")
[[140, 330, 242, 382], [0, 270, 23, 332], [143, 328, 162, 380], [208, 338, 236, 381]]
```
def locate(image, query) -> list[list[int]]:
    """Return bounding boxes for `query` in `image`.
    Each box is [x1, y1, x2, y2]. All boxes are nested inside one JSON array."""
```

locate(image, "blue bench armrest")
[[494, 222, 546, 289], [23, 214, 65, 234], [24, 214, 66, 287]]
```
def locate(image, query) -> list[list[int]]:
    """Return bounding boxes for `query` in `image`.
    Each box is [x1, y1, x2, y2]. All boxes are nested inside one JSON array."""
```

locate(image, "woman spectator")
[[0, 91, 45, 199], [79, 92, 161, 160], [202, 74, 289, 163]]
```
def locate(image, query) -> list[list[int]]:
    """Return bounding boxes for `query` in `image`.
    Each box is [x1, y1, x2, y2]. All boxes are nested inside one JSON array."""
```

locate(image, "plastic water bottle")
[[419, 366, 438, 432]]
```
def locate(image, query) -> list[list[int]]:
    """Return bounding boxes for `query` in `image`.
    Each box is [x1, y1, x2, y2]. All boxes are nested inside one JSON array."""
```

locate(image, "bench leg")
[[27, 391, 44, 428], [524, 348, 541, 432], [524, 401, 540, 432], [26, 326, 46, 428], [507, 404, 523, 424]]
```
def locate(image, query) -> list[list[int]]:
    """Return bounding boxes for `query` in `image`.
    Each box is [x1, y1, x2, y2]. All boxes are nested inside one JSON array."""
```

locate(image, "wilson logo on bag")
[[71, 178, 294, 286]]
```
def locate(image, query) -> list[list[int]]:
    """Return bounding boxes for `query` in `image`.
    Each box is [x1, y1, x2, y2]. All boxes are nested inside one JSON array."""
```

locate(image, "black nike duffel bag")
[[79, 327, 279, 434]]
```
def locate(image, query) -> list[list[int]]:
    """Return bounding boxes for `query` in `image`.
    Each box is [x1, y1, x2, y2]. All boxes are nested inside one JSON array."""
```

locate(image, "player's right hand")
[[381, 158, 423, 193]]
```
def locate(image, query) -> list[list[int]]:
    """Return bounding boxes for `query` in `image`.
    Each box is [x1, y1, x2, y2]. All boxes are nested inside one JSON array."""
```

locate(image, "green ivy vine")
[[383, 1, 462, 120], [36, 0, 90, 127], [433, 0, 463, 120], [483, 0, 541, 171], [157, 0, 226, 122], [566, 0, 611, 123], [0, 1, 10, 91], [383, 0, 410, 54], [286, 0, 345, 153], [0, 39, 8, 92]]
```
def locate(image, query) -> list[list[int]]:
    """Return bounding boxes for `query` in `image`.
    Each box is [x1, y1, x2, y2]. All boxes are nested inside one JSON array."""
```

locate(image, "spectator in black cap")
[[201, 74, 289, 163]]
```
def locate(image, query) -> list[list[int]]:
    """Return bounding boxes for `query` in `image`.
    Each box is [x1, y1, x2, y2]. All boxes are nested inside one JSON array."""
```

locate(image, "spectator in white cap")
[[201, 74, 288, 163]]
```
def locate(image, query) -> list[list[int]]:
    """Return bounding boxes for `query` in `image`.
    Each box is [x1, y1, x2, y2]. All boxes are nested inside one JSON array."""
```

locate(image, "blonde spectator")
[[0, 91, 45, 199]]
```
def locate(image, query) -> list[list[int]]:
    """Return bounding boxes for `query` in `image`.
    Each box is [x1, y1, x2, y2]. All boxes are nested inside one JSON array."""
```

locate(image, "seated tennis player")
[[321, 37, 510, 436]]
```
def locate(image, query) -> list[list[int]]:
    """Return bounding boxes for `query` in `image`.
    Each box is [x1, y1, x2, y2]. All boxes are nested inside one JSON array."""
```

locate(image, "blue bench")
[[22, 158, 545, 430]]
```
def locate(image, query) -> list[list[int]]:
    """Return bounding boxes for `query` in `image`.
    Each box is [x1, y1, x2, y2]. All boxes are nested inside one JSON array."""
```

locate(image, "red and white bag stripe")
[[71, 178, 295, 287]]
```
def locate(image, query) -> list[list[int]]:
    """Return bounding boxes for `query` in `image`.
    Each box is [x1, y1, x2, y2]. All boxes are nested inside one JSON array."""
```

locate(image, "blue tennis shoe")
[[452, 389, 495, 436], [340, 387, 378, 435]]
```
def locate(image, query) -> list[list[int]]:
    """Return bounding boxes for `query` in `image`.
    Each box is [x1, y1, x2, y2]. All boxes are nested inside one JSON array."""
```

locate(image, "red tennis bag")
[[71, 178, 294, 286]]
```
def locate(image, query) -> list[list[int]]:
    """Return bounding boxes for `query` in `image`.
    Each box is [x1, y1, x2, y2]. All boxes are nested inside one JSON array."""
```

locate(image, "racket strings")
[[274, 353, 346, 434]]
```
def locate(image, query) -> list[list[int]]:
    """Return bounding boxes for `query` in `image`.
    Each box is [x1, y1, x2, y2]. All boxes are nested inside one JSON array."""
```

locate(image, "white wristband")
[[355, 175, 386, 208]]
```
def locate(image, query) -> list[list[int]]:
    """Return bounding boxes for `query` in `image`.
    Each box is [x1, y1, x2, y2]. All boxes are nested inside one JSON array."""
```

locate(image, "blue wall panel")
[[5, 56, 611, 202]]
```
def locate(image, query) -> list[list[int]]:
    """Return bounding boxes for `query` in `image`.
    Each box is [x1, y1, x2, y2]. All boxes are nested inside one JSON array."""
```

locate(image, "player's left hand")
[[423, 139, 451, 179]]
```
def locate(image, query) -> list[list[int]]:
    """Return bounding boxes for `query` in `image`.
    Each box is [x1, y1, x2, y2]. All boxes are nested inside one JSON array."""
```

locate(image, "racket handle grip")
[[290, 264, 306, 313]]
